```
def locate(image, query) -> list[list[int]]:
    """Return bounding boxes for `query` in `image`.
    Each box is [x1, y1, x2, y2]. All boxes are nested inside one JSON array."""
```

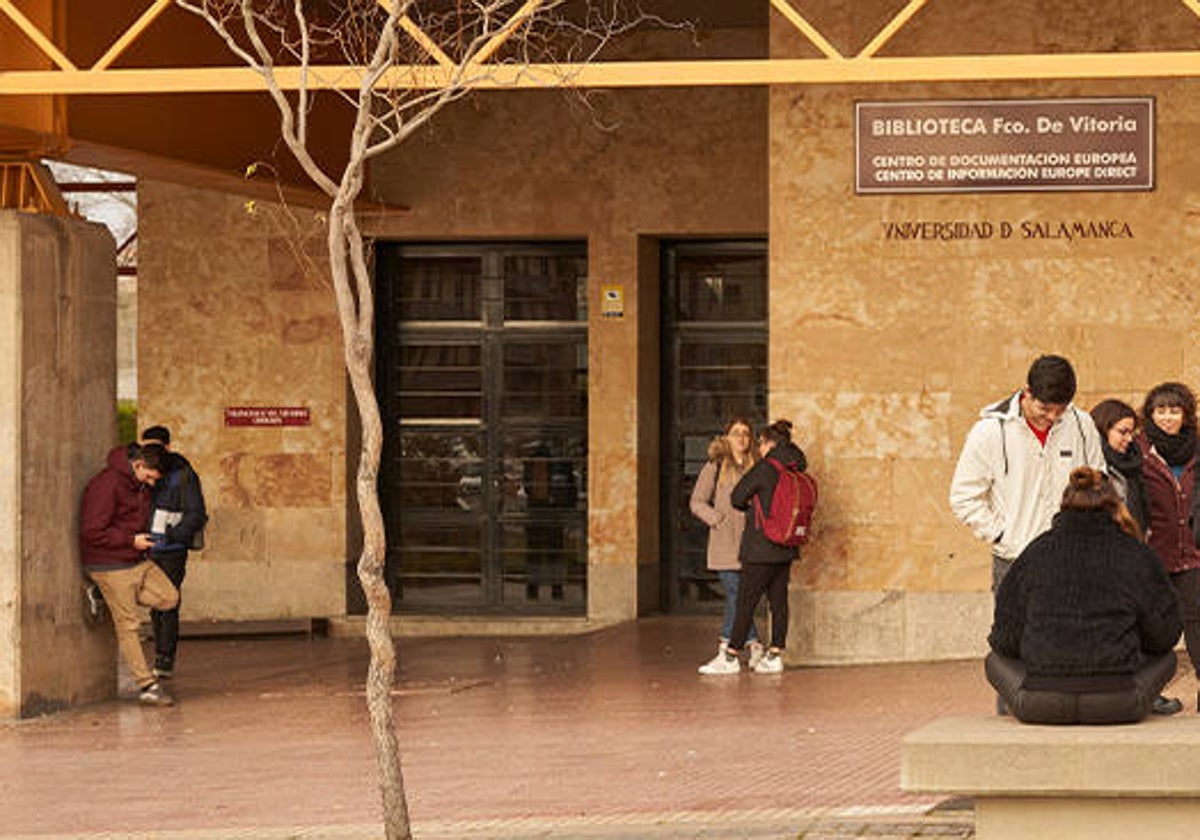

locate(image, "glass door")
[[660, 241, 768, 613], [373, 243, 588, 614]]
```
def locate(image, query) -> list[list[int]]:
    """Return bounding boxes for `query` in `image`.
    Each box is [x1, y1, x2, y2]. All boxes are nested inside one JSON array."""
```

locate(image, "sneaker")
[[84, 584, 106, 623], [138, 681, 175, 707], [698, 654, 740, 676], [1152, 695, 1183, 716], [746, 641, 766, 670], [153, 659, 174, 680], [753, 652, 784, 674], [697, 641, 729, 674]]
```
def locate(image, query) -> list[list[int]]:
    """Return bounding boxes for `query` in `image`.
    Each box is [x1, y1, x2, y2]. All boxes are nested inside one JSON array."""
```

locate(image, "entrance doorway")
[[372, 242, 588, 615], [659, 240, 768, 613]]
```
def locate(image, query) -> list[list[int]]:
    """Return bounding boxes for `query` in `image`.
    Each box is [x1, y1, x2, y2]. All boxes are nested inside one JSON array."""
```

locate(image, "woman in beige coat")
[[691, 418, 764, 673]]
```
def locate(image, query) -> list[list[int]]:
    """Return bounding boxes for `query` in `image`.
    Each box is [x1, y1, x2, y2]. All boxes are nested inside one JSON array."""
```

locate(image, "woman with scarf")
[[1091, 399, 1149, 532], [1138, 382, 1200, 711]]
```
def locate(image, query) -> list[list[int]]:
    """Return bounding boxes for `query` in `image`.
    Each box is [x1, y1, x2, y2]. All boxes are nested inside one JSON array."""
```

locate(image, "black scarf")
[[1102, 440, 1149, 529], [1145, 422, 1197, 467]]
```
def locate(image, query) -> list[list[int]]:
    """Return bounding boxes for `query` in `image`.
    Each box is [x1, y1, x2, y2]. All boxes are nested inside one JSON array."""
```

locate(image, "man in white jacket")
[[950, 354, 1106, 589]]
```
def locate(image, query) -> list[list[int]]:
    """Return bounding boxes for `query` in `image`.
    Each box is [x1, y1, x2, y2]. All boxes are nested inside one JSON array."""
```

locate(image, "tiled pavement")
[[3, 616, 1190, 839]]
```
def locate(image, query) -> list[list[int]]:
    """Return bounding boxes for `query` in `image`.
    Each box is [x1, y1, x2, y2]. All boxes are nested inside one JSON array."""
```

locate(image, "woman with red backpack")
[[700, 419, 809, 675]]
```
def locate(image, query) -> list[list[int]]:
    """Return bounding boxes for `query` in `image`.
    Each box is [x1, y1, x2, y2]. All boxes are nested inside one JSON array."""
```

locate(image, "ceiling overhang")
[[1, 0, 1199, 95]]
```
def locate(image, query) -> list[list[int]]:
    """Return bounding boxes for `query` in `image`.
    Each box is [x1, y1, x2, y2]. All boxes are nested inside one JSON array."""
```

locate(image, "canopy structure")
[[3, 0, 1200, 211], [1, 0, 1200, 95]]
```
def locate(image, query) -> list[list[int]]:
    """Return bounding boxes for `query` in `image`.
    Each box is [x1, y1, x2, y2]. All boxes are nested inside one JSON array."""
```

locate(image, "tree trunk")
[[329, 196, 412, 840]]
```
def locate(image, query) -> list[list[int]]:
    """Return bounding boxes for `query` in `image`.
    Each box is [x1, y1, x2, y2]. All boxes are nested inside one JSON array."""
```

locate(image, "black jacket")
[[730, 440, 807, 565], [149, 451, 208, 557], [989, 509, 1182, 691]]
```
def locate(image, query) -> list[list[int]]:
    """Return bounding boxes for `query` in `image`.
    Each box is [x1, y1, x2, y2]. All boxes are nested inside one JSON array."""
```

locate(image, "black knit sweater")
[[988, 509, 1182, 692]]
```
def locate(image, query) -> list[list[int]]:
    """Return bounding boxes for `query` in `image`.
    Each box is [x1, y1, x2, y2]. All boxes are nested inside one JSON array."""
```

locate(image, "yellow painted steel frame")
[[0, 159, 70, 215], [0, 0, 1199, 94]]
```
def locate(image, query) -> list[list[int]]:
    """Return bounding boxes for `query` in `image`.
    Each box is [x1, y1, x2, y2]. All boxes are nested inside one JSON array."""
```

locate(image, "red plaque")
[[224, 406, 311, 427]]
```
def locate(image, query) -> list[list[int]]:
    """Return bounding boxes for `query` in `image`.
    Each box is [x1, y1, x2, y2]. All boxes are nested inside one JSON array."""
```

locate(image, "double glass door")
[[660, 241, 768, 613], [373, 243, 588, 614]]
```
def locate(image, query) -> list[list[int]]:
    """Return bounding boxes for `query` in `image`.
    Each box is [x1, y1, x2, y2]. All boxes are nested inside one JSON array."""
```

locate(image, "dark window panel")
[[503, 255, 588, 321], [675, 253, 768, 322], [397, 256, 482, 320]]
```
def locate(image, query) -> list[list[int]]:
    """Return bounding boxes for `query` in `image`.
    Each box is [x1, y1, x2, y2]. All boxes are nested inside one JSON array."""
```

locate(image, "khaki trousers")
[[89, 561, 179, 688]]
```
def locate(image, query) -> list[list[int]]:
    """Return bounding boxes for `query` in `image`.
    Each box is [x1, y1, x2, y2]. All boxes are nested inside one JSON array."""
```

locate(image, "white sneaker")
[[698, 654, 741, 675], [697, 641, 729, 674], [138, 681, 175, 707], [746, 641, 765, 670], [753, 652, 783, 674]]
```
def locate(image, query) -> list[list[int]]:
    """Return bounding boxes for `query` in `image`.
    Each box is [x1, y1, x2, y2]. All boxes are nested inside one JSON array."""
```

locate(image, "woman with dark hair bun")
[[986, 467, 1182, 724], [1137, 381, 1200, 711]]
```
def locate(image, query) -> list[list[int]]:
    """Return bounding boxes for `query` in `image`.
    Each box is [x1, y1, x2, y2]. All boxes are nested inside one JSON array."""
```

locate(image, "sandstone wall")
[[770, 0, 1200, 662], [126, 4, 1200, 660], [136, 183, 345, 621]]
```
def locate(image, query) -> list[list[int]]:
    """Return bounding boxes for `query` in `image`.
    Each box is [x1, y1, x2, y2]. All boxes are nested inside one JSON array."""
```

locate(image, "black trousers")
[[150, 552, 188, 665], [985, 650, 1177, 725], [729, 563, 790, 651], [1170, 568, 1200, 677]]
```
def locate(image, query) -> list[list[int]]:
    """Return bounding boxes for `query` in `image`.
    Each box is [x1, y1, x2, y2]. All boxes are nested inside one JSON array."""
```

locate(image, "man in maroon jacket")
[[80, 442, 179, 706]]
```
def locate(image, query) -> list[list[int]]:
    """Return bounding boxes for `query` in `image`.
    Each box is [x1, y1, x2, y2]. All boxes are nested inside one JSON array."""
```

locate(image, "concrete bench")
[[901, 715, 1200, 840]]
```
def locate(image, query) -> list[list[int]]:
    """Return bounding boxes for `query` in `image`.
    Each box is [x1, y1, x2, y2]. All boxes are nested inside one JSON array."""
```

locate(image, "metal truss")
[[0, 159, 69, 214], [1, 0, 1199, 94]]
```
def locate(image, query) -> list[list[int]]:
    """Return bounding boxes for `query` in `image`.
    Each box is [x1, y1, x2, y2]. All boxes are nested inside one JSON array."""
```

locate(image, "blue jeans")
[[718, 570, 758, 643]]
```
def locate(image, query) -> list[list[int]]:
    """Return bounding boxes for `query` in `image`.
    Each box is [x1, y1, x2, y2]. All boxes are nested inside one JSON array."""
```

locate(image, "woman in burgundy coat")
[[1137, 382, 1200, 709]]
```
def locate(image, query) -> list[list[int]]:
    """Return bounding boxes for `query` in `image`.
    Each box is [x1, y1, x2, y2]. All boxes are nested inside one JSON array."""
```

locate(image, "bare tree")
[[174, 2, 646, 838]]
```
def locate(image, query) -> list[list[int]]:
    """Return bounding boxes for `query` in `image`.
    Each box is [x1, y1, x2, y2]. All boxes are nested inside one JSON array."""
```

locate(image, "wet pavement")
[[5, 614, 1166, 839]]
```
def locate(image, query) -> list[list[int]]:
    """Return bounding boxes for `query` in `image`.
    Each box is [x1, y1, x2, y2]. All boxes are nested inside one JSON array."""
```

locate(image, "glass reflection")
[[397, 256, 481, 320]]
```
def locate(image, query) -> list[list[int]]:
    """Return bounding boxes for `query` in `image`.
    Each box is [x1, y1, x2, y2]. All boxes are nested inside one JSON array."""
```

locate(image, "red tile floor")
[[4, 616, 1187, 838]]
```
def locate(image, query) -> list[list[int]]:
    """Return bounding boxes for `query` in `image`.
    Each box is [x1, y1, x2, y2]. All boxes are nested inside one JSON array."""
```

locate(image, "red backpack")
[[753, 457, 818, 546]]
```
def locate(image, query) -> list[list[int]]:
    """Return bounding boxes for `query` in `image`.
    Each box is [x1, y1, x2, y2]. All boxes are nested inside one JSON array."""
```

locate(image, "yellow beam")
[[1184, 0, 1200, 20], [769, 0, 843, 60], [0, 0, 77, 71], [376, 1, 455, 68], [858, 0, 930, 58], [91, 0, 174, 71], [0, 160, 70, 216], [468, 0, 544, 68], [4, 52, 1200, 94], [399, 15, 454, 69]]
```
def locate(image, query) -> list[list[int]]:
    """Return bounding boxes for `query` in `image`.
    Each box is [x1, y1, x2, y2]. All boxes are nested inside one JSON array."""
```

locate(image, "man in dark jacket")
[[80, 442, 178, 706], [141, 425, 208, 679]]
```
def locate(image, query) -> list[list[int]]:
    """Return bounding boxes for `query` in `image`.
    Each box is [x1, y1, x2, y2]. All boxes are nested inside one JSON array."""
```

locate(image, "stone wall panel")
[[139, 181, 345, 621], [770, 1, 1200, 663]]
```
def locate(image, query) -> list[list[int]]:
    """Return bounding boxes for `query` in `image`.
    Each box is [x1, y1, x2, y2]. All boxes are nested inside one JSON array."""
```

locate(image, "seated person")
[[986, 467, 1182, 725]]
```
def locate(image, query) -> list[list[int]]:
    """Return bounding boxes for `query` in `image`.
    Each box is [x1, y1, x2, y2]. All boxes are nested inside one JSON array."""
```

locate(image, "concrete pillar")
[[0, 209, 118, 718]]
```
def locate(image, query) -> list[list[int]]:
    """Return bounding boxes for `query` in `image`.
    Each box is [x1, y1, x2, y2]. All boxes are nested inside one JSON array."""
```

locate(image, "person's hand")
[[133, 533, 155, 551]]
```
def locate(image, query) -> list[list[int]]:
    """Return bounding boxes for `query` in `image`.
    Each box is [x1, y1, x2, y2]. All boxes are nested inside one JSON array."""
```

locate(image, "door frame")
[[370, 240, 589, 615], [658, 238, 769, 615]]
